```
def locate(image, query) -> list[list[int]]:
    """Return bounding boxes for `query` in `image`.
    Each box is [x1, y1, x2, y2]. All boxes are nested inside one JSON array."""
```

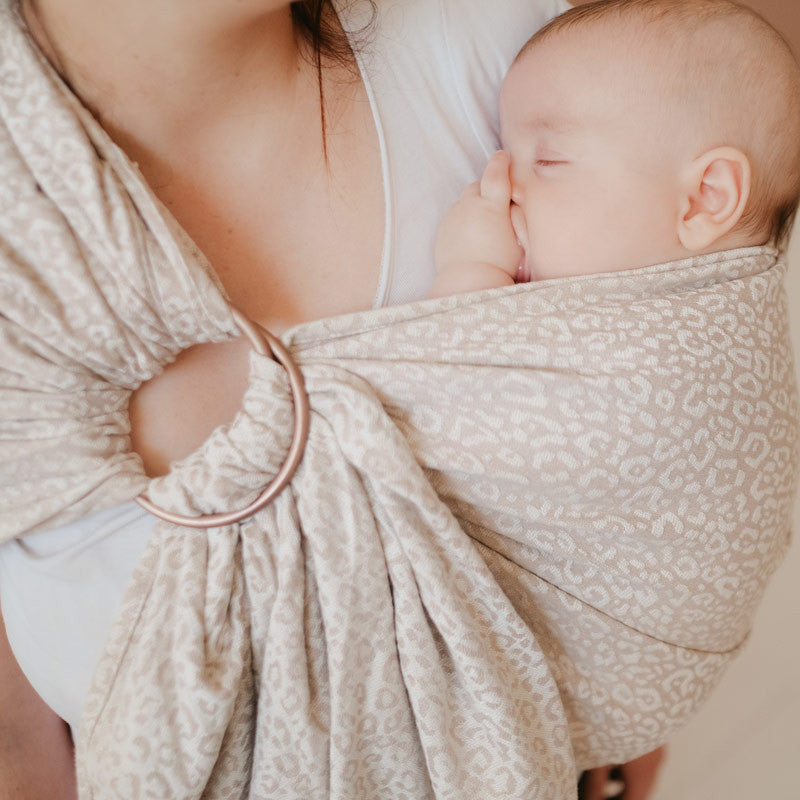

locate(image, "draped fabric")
[[1, 2, 798, 797]]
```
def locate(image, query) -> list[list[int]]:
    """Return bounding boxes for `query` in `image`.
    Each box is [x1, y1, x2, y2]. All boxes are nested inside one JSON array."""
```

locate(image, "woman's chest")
[[153, 101, 386, 333], [129, 84, 385, 476]]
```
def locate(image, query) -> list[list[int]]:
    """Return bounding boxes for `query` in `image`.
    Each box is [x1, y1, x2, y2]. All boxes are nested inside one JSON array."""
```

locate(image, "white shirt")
[[0, 0, 570, 730]]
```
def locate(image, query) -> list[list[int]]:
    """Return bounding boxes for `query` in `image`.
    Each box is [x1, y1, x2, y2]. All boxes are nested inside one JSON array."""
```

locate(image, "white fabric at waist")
[[0, 502, 155, 731]]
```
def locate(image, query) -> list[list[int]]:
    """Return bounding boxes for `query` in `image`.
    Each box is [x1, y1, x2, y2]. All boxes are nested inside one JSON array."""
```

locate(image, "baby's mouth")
[[513, 236, 531, 283], [516, 251, 530, 283], [510, 205, 530, 283]]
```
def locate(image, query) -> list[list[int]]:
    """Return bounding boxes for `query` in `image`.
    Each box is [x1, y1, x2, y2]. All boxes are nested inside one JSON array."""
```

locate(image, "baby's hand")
[[433, 151, 524, 289]]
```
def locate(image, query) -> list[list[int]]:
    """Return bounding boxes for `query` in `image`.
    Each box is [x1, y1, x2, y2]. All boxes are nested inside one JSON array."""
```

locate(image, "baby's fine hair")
[[518, 0, 800, 244]]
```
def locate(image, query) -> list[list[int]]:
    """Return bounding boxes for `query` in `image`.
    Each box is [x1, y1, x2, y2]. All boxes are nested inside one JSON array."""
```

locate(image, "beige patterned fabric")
[[1, 2, 799, 798]]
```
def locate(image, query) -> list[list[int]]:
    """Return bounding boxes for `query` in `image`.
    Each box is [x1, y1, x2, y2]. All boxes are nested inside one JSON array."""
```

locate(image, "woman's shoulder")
[[356, 0, 570, 147], [366, 0, 569, 150], [366, 0, 569, 56], [437, 0, 571, 55], [433, 0, 571, 137]]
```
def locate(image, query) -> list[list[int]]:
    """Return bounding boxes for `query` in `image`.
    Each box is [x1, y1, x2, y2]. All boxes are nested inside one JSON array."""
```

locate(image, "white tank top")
[[0, 0, 570, 730]]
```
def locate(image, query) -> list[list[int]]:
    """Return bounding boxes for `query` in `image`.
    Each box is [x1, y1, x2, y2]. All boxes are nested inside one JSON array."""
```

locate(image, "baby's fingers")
[[480, 150, 513, 207], [459, 181, 481, 200]]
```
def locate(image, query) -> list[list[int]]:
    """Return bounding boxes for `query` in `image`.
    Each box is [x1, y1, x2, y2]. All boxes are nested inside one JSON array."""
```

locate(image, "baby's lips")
[[510, 203, 526, 249], [509, 204, 529, 281], [516, 253, 530, 284]]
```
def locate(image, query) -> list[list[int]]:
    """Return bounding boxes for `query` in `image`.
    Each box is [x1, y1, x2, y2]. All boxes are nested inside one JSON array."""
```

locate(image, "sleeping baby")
[[428, 0, 800, 298]]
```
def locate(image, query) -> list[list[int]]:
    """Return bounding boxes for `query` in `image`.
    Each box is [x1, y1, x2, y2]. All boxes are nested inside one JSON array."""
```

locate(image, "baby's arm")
[[428, 151, 524, 298]]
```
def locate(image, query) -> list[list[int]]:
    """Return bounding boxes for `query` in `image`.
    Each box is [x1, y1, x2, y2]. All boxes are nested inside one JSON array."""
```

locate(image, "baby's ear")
[[677, 147, 752, 251]]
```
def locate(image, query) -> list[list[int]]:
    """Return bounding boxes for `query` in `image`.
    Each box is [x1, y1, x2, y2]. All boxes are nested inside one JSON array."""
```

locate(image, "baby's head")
[[500, 0, 800, 281]]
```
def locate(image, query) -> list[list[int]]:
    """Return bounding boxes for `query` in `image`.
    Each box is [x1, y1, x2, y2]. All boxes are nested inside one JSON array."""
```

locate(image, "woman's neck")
[[21, 0, 308, 154]]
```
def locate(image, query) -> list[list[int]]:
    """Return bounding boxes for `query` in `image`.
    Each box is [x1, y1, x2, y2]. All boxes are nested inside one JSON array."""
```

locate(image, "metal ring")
[[135, 308, 310, 529]]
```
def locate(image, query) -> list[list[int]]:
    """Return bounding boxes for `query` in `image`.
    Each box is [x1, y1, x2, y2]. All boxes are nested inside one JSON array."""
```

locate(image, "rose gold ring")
[[135, 308, 310, 528]]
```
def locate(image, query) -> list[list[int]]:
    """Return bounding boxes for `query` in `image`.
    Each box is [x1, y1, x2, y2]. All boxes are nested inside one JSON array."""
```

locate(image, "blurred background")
[[566, 2, 800, 797]]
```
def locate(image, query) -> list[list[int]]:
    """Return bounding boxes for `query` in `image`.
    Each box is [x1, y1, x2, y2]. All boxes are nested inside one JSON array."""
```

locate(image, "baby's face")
[[500, 31, 687, 281]]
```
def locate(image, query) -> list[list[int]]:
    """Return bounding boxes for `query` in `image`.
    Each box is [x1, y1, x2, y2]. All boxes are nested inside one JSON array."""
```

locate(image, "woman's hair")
[[292, 0, 376, 161]]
